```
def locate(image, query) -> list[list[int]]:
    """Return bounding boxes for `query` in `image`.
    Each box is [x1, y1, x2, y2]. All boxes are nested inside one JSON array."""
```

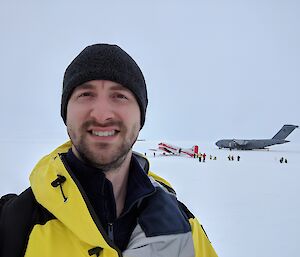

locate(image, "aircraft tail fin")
[[272, 124, 298, 140], [193, 145, 199, 154]]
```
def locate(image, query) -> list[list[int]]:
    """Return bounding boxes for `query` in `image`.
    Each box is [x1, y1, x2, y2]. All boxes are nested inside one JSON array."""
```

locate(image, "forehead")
[[75, 80, 131, 92]]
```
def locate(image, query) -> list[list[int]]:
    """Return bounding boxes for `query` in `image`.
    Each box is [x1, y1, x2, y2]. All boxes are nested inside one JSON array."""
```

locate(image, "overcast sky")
[[0, 0, 299, 144], [1, 3, 299, 255]]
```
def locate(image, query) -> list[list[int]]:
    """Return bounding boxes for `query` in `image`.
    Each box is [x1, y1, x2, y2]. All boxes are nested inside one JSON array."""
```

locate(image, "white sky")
[[1, 2, 300, 256], [0, 0, 299, 143]]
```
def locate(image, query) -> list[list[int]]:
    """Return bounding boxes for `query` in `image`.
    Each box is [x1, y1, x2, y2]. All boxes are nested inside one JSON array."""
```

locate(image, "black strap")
[[0, 193, 17, 215], [0, 193, 18, 252], [0, 188, 35, 257]]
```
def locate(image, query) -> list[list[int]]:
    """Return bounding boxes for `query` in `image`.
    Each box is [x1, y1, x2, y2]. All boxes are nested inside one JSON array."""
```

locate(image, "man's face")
[[66, 80, 141, 171]]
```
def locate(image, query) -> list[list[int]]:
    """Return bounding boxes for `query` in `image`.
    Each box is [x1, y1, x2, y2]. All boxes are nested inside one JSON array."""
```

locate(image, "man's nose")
[[89, 98, 115, 122]]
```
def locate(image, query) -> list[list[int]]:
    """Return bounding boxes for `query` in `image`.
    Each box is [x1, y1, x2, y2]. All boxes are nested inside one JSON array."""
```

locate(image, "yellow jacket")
[[0, 141, 217, 257]]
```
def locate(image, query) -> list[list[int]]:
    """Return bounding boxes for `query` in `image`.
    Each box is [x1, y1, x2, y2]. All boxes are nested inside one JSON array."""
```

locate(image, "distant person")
[[280, 157, 284, 163], [198, 153, 202, 162], [228, 155, 231, 161], [213, 156, 217, 160], [203, 153, 207, 162], [237, 156, 240, 161], [0, 44, 217, 257], [285, 158, 288, 163]]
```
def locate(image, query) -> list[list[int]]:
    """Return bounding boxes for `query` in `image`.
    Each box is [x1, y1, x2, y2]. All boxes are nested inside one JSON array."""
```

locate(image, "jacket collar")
[[63, 148, 155, 218], [29, 141, 153, 249]]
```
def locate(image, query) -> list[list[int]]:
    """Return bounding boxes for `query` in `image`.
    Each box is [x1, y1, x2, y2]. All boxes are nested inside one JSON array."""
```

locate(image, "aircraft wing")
[[149, 142, 198, 157], [233, 139, 248, 146], [149, 147, 175, 154]]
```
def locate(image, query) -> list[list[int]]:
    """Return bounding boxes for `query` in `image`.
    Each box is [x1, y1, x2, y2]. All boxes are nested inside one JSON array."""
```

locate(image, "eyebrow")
[[110, 84, 131, 92]]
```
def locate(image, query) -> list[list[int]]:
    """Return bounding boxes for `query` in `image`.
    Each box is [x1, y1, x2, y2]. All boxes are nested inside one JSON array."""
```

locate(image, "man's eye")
[[78, 92, 92, 98], [114, 93, 128, 100]]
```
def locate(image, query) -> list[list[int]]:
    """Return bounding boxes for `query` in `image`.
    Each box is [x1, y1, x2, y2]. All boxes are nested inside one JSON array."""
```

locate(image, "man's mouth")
[[91, 130, 118, 137]]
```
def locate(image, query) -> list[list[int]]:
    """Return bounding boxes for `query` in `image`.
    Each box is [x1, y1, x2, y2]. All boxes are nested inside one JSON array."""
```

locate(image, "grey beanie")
[[61, 43, 148, 128]]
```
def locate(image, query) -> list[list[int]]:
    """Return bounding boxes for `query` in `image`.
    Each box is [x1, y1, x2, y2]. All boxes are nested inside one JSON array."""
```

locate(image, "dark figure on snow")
[[202, 153, 206, 162]]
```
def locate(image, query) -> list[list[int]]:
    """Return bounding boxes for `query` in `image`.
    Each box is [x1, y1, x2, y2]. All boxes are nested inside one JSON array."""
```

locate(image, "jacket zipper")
[[59, 154, 122, 257]]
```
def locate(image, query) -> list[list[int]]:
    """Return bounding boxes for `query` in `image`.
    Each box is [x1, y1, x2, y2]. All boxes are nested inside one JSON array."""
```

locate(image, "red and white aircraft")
[[150, 142, 199, 157]]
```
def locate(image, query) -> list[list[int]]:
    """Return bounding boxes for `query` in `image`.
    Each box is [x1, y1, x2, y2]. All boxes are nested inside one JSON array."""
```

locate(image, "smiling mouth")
[[91, 130, 119, 137]]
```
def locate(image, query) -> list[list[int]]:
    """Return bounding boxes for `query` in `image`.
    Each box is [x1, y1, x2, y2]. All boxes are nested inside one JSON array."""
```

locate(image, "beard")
[[68, 119, 139, 172]]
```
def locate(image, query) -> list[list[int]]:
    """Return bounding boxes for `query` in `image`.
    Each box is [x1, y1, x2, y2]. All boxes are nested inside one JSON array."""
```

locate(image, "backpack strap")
[[0, 188, 36, 257], [0, 193, 17, 214]]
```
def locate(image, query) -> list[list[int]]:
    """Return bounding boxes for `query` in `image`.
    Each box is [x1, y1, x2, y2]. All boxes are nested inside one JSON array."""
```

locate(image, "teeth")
[[92, 130, 116, 137]]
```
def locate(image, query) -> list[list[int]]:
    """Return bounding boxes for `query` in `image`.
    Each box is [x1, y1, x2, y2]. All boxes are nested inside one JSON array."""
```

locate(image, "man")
[[0, 44, 217, 257]]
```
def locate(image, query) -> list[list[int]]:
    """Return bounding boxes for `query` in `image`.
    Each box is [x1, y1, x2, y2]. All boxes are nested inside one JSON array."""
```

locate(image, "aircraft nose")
[[215, 140, 221, 146]]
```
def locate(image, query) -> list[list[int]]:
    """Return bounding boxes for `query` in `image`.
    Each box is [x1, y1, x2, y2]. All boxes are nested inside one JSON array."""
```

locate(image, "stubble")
[[68, 120, 139, 172]]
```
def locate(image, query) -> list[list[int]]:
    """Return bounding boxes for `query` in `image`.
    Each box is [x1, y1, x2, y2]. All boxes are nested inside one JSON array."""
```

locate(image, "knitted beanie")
[[61, 44, 148, 129]]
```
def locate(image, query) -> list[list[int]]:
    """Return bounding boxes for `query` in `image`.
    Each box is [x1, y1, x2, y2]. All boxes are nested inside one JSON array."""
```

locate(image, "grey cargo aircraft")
[[216, 124, 298, 150]]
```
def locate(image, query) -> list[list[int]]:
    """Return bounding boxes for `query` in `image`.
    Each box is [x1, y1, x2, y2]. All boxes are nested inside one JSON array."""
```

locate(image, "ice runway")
[[134, 140, 300, 257], [1, 139, 299, 257]]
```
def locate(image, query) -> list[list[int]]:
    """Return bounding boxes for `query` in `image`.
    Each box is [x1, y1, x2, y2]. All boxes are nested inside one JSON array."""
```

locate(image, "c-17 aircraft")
[[216, 124, 298, 150]]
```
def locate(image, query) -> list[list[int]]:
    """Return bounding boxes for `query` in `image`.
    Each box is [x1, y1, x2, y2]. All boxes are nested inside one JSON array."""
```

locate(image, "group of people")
[[197, 153, 206, 162], [279, 157, 288, 163], [227, 155, 241, 161], [195, 153, 217, 162]]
